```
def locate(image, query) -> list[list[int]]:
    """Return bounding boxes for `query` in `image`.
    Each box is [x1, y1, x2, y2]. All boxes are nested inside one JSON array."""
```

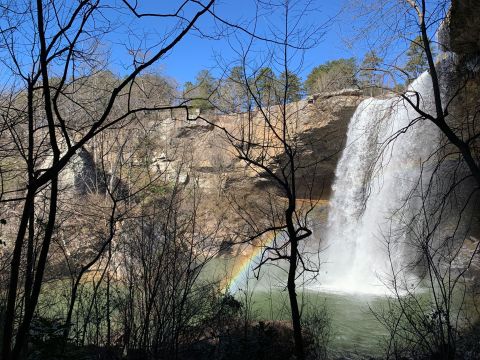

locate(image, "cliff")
[[149, 91, 365, 202], [448, 0, 480, 56], [437, 0, 480, 268]]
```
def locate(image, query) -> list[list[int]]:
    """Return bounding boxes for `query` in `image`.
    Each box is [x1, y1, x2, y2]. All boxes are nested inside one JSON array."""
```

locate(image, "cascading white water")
[[312, 72, 440, 295]]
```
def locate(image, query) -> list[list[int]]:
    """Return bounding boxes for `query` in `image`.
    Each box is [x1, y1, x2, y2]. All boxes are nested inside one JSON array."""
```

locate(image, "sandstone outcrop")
[[151, 91, 365, 201]]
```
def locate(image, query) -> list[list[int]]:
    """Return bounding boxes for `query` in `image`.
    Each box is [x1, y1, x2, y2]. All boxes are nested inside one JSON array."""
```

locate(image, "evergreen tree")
[[184, 70, 216, 111], [405, 36, 430, 81], [360, 50, 383, 95], [279, 70, 304, 102], [304, 58, 357, 94], [221, 66, 250, 112], [254, 67, 277, 107]]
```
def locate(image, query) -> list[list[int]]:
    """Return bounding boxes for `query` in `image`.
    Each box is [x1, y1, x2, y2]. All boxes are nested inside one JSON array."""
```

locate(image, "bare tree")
[[344, 1, 480, 358], [0, 1, 215, 358], [402, 0, 480, 185], [195, 2, 328, 358]]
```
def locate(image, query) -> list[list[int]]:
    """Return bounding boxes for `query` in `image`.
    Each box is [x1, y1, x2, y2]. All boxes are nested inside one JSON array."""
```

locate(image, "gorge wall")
[[448, 0, 480, 56], [70, 0, 480, 213], [147, 90, 366, 202], [60, 0, 480, 263]]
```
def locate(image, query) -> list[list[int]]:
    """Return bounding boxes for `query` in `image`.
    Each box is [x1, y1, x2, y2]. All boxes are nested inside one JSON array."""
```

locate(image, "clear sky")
[[161, 1, 352, 83], [0, 0, 444, 88], [106, 0, 361, 85]]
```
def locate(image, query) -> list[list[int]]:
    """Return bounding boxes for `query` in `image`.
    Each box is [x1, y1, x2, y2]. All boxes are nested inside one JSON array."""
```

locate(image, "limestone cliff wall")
[[151, 91, 365, 201]]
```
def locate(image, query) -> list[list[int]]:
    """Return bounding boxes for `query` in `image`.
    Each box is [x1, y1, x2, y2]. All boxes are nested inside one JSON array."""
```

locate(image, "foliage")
[[184, 70, 217, 111], [371, 293, 478, 360], [253, 67, 278, 107], [302, 303, 331, 360], [359, 50, 384, 90], [304, 58, 357, 94], [217, 66, 252, 113], [215, 320, 300, 360], [279, 71, 304, 102], [217, 66, 304, 111], [404, 36, 430, 81]]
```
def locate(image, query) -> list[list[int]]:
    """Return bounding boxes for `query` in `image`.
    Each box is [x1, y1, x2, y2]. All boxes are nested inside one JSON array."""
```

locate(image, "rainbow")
[[220, 232, 277, 294]]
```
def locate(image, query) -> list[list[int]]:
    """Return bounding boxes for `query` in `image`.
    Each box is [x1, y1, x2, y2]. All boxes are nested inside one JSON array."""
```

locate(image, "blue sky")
[[160, 1, 352, 83], [0, 0, 445, 88], [106, 0, 359, 85]]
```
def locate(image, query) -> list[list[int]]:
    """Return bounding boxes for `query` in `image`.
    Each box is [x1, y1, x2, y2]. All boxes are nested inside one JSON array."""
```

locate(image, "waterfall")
[[312, 72, 440, 295]]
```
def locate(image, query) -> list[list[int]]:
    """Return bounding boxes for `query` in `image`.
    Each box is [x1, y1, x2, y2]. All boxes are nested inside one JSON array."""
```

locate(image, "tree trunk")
[[12, 176, 59, 360], [287, 241, 304, 360], [286, 206, 304, 360], [2, 189, 35, 360]]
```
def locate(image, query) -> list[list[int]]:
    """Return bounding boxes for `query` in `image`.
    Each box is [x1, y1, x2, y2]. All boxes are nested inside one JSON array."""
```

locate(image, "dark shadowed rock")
[[443, 0, 480, 56]]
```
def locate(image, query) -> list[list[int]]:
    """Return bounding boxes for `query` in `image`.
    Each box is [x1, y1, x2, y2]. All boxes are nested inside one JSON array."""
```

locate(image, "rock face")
[[448, 0, 480, 56], [59, 148, 105, 195], [290, 91, 365, 198], [156, 91, 365, 201], [437, 0, 480, 242]]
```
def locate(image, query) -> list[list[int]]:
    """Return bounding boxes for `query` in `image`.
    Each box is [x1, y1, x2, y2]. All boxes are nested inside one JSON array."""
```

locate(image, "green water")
[[204, 257, 390, 356], [204, 257, 479, 358], [246, 289, 389, 357]]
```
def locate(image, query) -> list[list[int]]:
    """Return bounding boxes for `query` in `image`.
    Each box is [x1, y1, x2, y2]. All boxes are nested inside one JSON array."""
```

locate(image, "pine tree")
[[279, 70, 304, 102], [360, 50, 383, 95], [184, 70, 216, 111], [304, 58, 357, 94], [404, 36, 429, 82], [224, 66, 250, 112], [254, 67, 277, 107]]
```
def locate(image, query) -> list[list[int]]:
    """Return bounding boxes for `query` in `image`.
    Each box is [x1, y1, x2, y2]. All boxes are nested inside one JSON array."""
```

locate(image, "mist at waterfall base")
[[220, 72, 440, 297], [219, 71, 440, 298], [308, 72, 439, 296], [206, 71, 445, 355]]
